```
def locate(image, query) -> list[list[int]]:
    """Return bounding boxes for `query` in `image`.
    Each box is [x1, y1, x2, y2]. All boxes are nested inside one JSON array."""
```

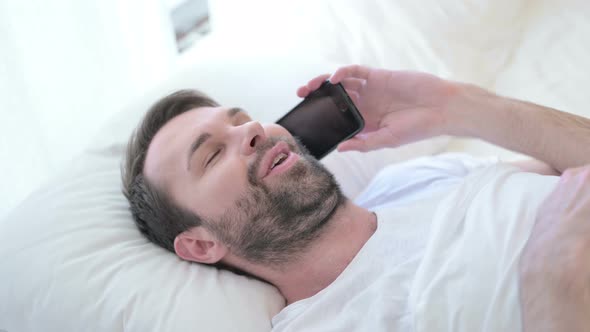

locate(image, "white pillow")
[[0, 54, 448, 331], [0, 152, 283, 332]]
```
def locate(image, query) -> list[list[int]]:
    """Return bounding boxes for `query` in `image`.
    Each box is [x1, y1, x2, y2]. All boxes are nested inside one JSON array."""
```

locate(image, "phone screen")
[[276, 82, 364, 159]]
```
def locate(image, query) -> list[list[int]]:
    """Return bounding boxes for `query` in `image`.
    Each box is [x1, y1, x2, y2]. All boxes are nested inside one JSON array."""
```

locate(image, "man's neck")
[[228, 200, 378, 305]]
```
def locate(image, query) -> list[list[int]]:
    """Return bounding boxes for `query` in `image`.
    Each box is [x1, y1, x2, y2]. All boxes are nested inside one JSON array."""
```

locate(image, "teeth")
[[271, 153, 288, 169]]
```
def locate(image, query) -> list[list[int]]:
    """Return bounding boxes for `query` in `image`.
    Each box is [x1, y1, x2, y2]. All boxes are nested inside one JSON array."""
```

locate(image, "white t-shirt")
[[271, 154, 500, 332]]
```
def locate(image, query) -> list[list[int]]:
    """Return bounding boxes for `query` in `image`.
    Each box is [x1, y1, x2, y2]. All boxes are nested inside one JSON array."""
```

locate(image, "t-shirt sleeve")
[[353, 153, 500, 209], [430, 153, 501, 175]]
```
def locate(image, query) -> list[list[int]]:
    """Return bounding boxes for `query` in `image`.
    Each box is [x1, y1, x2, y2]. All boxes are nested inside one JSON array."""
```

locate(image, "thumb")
[[337, 129, 397, 152]]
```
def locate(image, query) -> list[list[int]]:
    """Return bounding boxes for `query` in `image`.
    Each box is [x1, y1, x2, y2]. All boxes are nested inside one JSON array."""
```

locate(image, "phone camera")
[[338, 102, 348, 112]]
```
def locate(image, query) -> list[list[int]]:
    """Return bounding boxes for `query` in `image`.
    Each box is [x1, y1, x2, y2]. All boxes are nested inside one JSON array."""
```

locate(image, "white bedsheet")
[[410, 165, 559, 331]]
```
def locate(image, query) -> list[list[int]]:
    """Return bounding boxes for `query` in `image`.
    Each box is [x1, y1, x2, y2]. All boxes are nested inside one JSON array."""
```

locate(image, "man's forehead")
[[143, 106, 217, 183], [158, 105, 250, 140], [164, 105, 249, 130], [151, 106, 216, 149]]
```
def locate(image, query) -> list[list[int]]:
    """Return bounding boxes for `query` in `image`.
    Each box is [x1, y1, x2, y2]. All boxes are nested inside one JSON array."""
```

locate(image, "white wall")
[[0, 0, 178, 217]]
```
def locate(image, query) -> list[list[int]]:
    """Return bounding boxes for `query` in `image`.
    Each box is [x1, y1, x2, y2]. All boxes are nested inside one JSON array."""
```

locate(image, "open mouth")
[[270, 152, 289, 170], [259, 141, 300, 180]]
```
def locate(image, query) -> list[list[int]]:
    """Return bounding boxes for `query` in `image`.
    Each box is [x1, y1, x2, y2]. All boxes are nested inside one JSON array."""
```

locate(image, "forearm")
[[450, 85, 590, 172]]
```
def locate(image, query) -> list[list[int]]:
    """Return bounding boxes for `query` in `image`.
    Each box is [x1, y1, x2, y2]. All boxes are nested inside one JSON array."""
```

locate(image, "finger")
[[337, 136, 373, 153], [561, 167, 590, 189], [297, 86, 310, 98], [563, 166, 590, 176], [348, 90, 360, 106], [337, 128, 397, 152], [296, 73, 331, 97], [300, 77, 363, 99], [561, 167, 588, 183], [340, 77, 365, 93], [306, 73, 331, 92], [330, 64, 371, 84]]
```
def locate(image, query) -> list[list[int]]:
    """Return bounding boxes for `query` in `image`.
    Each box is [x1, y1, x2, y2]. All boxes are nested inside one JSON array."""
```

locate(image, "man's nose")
[[239, 121, 267, 156]]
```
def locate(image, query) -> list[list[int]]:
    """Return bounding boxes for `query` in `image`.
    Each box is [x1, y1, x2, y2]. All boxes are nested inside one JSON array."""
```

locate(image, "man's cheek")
[[264, 124, 292, 138], [207, 178, 249, 211]]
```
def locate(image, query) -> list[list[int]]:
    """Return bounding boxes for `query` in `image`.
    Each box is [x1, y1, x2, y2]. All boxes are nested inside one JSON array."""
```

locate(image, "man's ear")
[[174, 227, 228, 264]]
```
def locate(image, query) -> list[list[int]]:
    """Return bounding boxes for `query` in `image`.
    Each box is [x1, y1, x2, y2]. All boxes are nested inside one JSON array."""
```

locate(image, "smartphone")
[[276, 81, 365, 159]]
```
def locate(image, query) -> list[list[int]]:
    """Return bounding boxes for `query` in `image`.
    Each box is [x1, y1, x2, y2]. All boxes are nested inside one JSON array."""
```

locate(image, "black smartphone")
[[276, 81, 365, 159]]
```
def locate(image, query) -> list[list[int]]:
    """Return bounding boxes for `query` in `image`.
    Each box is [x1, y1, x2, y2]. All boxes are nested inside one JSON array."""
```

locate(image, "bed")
[[1, 0, 589, 331]]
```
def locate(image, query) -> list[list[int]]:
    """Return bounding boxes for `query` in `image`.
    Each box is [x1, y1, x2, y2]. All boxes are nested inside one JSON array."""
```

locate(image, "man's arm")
[[452, 87, 590, 173]]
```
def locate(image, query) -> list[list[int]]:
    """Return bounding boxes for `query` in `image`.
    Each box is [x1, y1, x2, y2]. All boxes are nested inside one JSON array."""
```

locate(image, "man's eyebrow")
[[227, 107, 248, 118], [186, 132, 211, 171]]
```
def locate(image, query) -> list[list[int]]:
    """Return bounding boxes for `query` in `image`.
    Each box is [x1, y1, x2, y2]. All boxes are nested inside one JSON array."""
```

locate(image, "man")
[[122, 64, 590, 331]]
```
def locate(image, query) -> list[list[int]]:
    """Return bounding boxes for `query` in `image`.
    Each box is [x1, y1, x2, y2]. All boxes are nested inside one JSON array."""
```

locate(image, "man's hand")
[[297, 65, 463, 152], [298, 64, 590, 172], [519, 166, 590, 332]]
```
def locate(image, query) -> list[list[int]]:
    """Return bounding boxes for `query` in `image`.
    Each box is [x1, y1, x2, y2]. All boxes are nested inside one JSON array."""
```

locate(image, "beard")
[[203, 136, 345, 267]]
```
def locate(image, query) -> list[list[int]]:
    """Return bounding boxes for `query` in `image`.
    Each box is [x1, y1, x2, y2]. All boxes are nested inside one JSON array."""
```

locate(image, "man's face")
[[144, 106, 344, 265]]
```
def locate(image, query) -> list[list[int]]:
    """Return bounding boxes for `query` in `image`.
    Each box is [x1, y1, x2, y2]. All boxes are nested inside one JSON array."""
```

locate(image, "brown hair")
[[121, 89, 219, 252]]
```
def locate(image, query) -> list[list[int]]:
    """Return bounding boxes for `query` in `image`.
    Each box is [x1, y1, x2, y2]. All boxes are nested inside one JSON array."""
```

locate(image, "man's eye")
[[205, 149, 222, 167]]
